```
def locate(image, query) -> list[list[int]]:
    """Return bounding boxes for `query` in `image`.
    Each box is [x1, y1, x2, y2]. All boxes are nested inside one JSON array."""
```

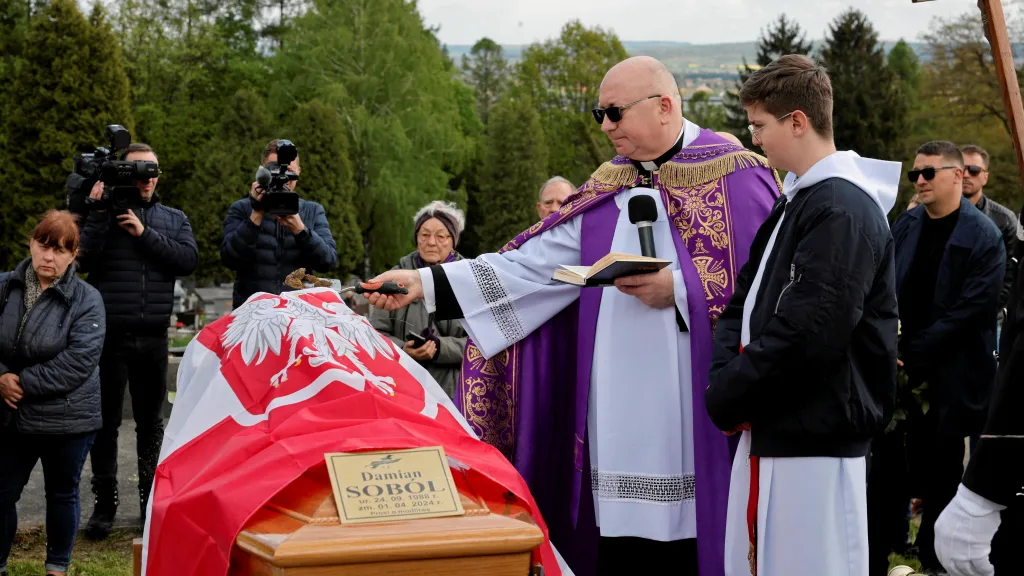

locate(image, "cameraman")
[[221, 139, 338, 306], [76, 143, 198, 539]]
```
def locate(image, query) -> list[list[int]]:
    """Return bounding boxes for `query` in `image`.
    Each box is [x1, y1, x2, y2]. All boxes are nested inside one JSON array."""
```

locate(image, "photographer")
[[221, 139, 337, 307], [77, 143, 198, 539]]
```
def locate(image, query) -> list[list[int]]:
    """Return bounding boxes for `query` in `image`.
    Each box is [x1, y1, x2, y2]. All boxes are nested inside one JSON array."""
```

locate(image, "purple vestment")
[[456, 129, 780, 576]]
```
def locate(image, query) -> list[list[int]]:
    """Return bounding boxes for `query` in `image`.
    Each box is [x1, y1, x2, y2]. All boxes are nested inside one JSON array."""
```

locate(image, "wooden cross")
[[978, 0, 1024, 193], [914, 0, 1024, 196]]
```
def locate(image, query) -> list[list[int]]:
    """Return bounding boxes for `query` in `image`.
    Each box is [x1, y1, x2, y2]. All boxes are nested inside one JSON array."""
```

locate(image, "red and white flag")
[[141, 288, 566, 576]]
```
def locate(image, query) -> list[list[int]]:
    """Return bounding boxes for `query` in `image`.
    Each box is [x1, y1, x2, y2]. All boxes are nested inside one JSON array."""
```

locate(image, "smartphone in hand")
[[406, 332, 429, 349]]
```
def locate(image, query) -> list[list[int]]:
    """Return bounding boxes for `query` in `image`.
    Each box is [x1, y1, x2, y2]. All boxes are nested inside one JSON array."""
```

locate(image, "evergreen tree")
[[819, 9, 908, 162], [445, 76, 484, 259], [0, 1, 31, 153], [515, 21, 629, 186], [475, 97, 549, 252], [723, 15, 812, 147], [461, 37, 507, 125], [888, 40, 922, 101], [687, 91, 728, 131], [272, 0, 476, 277], [286, 100, 362, 276], [182, 89, 273, 285], [116, 0, 264, 210], [886, 40, 924, 214], [1, 0, 133, 270]]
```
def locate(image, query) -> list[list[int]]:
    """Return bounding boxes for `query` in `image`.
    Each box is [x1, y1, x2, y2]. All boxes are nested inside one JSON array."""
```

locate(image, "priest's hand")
[[366, 270, 422, 311], [614, 268, 675, 309], [934, 484, 1003, 576]]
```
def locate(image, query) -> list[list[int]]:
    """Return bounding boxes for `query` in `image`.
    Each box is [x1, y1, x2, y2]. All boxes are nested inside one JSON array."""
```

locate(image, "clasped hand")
[[0, 373, 23, 410]]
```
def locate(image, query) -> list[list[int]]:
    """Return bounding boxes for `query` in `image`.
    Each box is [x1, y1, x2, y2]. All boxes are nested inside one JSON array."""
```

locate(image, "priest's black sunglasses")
[[592, 95, 661, 124], [907, 166, 959, 183]]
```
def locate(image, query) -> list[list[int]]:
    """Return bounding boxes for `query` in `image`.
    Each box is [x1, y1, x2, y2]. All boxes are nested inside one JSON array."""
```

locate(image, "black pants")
[[867, 431, 911, 576], [89, 330, 168, 509], [991, 504, 1024, 572], [597, 536, 697, 575], [911, 431, 966, 570]]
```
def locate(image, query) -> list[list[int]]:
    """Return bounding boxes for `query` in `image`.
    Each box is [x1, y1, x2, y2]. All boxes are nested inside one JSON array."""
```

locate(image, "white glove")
[[934, 484, 1006, 576]]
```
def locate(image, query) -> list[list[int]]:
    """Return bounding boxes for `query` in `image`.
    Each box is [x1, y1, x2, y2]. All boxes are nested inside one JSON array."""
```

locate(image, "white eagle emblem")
[[220, 290, 397, 395]]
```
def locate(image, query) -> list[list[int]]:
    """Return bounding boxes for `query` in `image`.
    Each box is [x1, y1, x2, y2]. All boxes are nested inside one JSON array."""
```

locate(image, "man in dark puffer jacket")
[[222, 139, 338, 307], [77, 142, 198, 539]]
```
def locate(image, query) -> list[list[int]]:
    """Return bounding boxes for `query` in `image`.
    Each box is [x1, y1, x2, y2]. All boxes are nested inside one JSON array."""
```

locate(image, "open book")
[[552, 252, 671, 287]]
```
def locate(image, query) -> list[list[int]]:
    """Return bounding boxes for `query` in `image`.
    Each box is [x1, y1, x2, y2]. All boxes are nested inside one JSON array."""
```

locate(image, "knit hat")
[[413, 201, 466, 247]]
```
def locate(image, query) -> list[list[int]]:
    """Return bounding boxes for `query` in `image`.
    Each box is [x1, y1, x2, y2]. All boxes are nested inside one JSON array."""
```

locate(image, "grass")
[[888, 515, 924, 574], [6, 527, 137, 576], [890, 553, 924, 573], [2, 509, 928, 575], [169, 334, 194, 349]]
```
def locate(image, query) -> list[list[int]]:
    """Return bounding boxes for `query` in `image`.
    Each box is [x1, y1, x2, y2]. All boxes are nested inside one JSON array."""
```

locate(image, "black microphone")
[[628, 195, 658, 258]]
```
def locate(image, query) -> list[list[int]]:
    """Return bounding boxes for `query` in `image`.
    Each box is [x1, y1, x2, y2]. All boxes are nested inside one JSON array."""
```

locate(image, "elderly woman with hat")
[[369, 201, 467, 398]]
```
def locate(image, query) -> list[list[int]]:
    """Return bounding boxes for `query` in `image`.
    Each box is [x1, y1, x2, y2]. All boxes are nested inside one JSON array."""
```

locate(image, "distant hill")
[[446, 40, 931, 79]]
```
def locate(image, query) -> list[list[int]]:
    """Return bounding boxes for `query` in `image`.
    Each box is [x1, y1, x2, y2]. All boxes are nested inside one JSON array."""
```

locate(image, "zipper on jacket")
[[775, 264, 801, 314], [14, 287, 54, 351], [140, 207, 147, 321]]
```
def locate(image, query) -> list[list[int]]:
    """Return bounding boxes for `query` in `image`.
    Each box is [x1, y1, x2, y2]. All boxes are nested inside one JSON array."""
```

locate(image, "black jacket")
[[78, 199, 198, 330], [221, 197, 338, 307], [707, 178, 899, 458], [963, 238, 1024, 506], [976, 194, 1020, 318], [0, 260, 106, 434], [893, 198, 1005, 437]]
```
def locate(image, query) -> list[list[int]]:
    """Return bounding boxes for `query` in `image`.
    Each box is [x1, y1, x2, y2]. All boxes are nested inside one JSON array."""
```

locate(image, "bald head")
[[716, 131, 743, 146], [597, 56, 684, 161], [601, 56, 681, 107]]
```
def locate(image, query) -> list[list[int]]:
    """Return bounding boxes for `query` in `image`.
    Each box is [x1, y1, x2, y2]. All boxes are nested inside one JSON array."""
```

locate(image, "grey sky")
[[417, 0, 997, 46]]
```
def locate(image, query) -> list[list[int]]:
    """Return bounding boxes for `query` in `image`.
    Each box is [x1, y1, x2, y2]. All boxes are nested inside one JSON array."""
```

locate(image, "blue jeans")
[[0, 430, 96, 573]]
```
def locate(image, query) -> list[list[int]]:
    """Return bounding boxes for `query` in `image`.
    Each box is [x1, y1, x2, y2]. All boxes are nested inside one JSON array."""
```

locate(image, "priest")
[[367, 56, 780, 576]]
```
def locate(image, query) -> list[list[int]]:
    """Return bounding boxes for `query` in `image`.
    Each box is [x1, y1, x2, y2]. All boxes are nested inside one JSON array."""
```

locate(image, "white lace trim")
[[468, 260, 526, 346], [592, 468, 695, 505]]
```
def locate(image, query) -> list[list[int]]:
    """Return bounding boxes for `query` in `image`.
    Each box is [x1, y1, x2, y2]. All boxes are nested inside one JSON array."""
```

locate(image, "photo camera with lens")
[[65, 125, 160, 215], [253, 140, 299, 216]]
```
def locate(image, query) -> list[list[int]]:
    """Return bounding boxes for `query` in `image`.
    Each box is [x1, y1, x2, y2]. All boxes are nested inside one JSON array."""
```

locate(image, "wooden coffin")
[[136, 464, 544, 576]]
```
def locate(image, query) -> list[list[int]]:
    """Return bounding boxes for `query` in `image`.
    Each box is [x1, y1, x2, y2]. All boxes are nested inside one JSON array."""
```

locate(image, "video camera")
[[253, 140, 299, 216], [65, 125, 160, 215]]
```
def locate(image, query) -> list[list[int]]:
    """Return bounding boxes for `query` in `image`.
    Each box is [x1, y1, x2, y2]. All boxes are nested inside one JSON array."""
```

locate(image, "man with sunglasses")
[[960, 145, 1020, 330], [366, 56, 780, 576], [891, 141, 1005, 574], [76, 142, 198, 539]]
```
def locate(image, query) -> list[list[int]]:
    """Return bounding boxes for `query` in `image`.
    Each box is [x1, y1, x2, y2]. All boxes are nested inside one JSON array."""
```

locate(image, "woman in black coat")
[[0, 210, 106, 576]]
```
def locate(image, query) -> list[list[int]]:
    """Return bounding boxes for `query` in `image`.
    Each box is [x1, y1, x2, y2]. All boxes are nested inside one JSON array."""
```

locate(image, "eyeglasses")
[[748, 112, 794, 139], [592, 95, 661, 125], [964, 165, 988, 176], [907, 166, 959, 183], [417, 231, 451, 242]]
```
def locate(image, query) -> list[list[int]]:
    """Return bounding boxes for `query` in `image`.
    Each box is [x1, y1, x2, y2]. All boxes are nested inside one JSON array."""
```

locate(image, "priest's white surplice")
[[420, 122, 703, 542]]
